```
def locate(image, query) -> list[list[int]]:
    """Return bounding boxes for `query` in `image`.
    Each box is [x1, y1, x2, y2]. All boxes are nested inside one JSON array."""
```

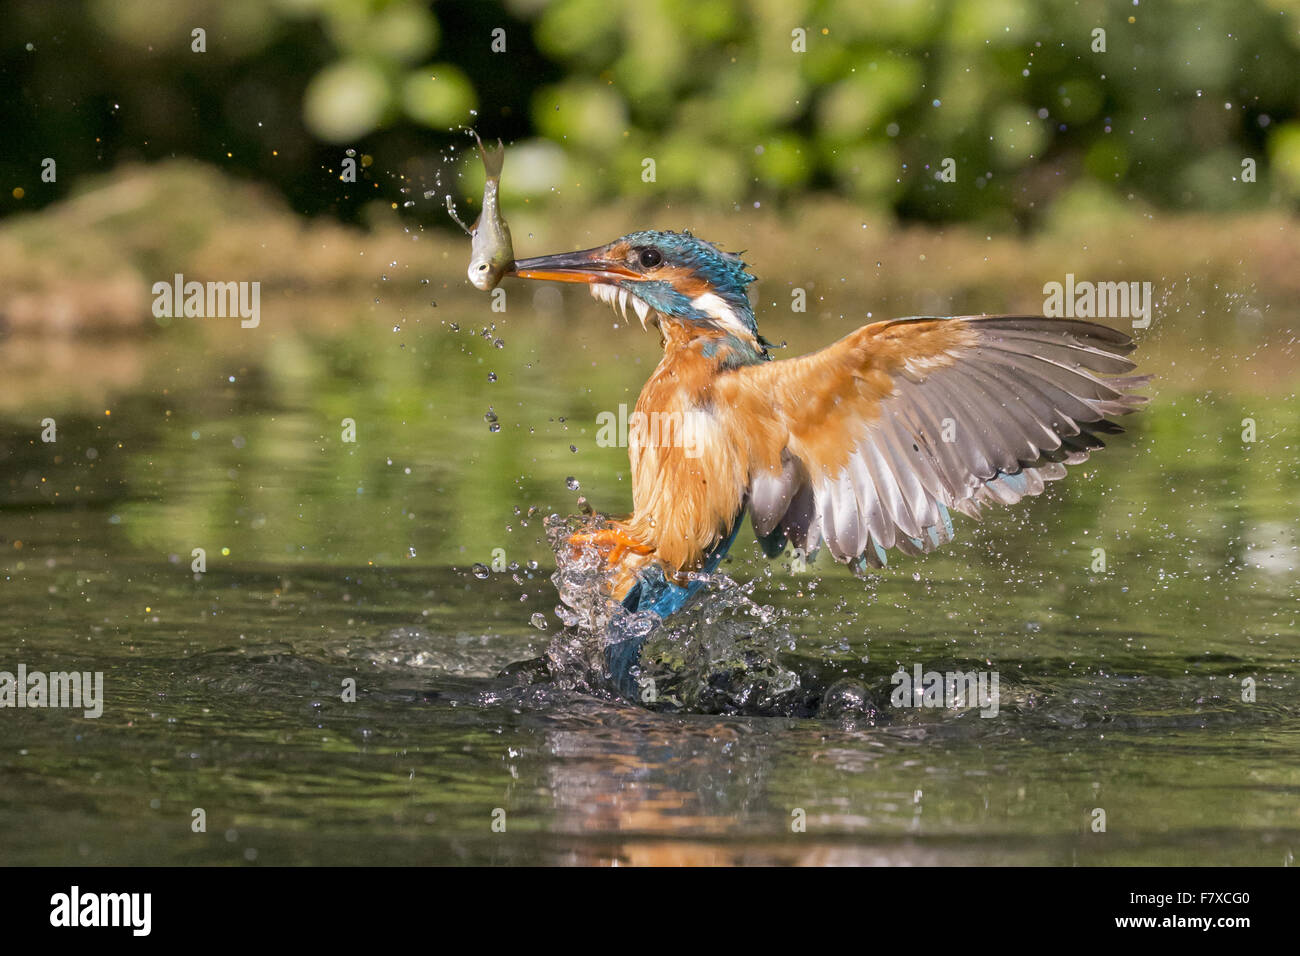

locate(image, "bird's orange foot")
[[568, 527, 654, 565]]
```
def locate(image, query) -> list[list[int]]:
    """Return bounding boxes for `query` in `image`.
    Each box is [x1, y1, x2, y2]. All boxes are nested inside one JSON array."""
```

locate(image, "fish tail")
[[474, 130, 505, 180]]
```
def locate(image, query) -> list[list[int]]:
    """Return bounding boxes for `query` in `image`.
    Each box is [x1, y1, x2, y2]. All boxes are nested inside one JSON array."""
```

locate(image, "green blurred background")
[[5, 0, 1300, 226]]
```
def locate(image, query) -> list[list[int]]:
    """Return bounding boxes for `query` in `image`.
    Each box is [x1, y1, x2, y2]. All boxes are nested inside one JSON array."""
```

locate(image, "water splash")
[[537, 512, 843, 717]]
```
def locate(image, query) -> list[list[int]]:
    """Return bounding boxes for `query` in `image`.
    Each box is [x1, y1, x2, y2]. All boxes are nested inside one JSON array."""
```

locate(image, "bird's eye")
[[638, 248, 663, 268]]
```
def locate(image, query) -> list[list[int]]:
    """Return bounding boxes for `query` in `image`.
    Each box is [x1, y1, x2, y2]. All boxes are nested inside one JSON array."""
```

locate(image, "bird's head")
[[509, 230, 760, 345]]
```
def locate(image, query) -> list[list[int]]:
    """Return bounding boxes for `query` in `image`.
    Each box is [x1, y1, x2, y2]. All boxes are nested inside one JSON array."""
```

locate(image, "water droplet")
[[530, 612, 548, 630], [471, 563, 490, 579], [565, 476, 580, 491]]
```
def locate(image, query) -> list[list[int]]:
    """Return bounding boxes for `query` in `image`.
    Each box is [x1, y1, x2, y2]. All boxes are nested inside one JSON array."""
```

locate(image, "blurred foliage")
[[3, 0, 1300, 226]]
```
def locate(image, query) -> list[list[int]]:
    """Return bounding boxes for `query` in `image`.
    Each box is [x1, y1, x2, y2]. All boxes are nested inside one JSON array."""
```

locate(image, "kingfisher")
[[506, 231, 1147, 696]]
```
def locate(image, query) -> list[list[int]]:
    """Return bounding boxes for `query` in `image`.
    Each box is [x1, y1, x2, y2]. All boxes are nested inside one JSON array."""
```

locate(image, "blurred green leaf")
[[1268, 122, 1300, 196], [322, 1, 437, 63], [989, 104, 1048, 169], [754, 134, 812, 188], [534, 81, 629, 150], [816, 58, 920, 142], [402, 65, 477, 129], [303, 59, 392, 142]]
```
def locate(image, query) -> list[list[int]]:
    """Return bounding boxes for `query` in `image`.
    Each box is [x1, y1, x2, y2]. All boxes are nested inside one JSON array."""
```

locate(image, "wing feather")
[[861, 440, 903, 550], [714, 315, 1148, 569]]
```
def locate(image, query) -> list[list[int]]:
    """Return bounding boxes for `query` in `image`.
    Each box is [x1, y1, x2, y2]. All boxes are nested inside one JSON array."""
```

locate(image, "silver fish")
[[464, 133, 513, 291]]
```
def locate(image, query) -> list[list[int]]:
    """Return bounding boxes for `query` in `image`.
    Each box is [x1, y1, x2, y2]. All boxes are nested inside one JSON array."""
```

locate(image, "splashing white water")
[[541, 512, 812, 714]]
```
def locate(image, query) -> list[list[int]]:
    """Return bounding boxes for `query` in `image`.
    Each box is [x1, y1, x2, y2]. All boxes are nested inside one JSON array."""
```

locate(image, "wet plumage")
[[507, 230, 1148, 693]]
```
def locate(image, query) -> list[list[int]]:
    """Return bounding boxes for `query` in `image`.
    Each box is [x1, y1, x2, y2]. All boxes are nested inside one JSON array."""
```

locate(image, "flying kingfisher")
[[506, 231, 1147, 695]]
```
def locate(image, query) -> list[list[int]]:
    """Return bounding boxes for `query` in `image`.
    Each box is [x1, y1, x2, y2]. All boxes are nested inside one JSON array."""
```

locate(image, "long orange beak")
[[509, 246, 640, 284]]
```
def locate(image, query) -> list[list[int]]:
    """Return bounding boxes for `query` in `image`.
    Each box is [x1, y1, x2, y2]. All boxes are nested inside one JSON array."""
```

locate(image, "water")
[[1, 313, 1297, 866]]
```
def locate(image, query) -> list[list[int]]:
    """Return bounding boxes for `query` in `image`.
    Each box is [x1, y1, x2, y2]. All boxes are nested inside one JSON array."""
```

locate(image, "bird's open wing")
[[713, 316, 1149, 568]]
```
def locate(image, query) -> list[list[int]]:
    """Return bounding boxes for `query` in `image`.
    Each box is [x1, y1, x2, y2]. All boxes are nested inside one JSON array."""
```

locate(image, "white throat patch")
[[688, 292, 753, 340]]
